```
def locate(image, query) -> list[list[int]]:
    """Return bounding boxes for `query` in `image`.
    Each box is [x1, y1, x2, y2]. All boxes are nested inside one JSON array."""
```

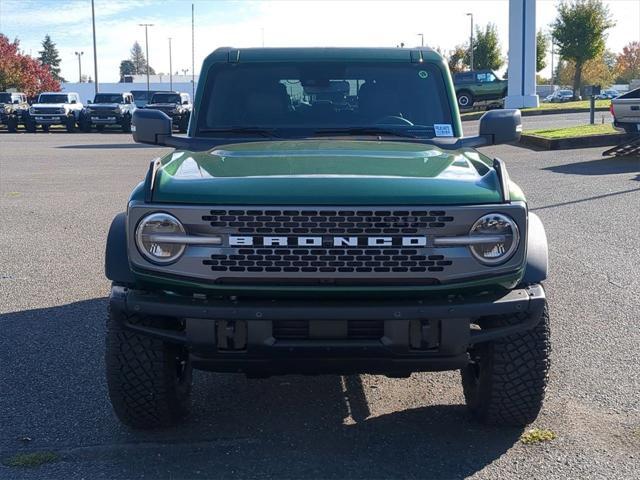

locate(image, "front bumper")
[[31, 114, 68, 124], [89, 114, 123, 124], [109, 283, 546, 375]]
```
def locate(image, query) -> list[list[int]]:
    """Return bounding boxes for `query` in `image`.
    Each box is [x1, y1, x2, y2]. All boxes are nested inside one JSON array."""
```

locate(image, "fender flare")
[[523, 212, 549, 284], [105, 212, 135, 285]]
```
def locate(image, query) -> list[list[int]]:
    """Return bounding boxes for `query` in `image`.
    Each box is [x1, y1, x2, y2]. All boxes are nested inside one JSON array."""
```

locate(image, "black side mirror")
[[182, 100, 189, 105], [13, 99, 19, 104], [71, 99, 77, 104], [87, 100, 92, 104], [478, 109, 521, 145], [132, 109, 172, 145]]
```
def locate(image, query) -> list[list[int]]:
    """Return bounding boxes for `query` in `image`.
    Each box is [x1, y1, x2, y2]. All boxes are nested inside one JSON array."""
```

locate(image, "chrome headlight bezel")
[[468, 213, 520, 266], [135, 212, 186, 264]]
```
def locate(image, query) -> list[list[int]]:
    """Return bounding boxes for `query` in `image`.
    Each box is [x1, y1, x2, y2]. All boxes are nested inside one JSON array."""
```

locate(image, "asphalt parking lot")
[[0, 128, 639, 479]]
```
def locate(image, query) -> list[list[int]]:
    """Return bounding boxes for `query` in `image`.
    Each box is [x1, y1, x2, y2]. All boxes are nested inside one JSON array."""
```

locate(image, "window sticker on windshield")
[[418, 70, 429, 79], [434, 124, 454, 137]]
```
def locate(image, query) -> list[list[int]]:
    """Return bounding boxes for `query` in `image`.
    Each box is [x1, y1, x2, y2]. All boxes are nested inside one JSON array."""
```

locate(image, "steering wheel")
[[374, 115, 414, 126]]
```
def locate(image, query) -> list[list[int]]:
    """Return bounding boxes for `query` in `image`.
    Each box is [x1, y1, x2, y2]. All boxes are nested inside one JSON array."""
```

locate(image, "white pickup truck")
[[611, 87, 640, 134]]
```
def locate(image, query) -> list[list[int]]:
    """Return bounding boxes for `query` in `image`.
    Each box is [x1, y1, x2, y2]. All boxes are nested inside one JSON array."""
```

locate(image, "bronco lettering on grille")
[[229, 236, 427, 247]]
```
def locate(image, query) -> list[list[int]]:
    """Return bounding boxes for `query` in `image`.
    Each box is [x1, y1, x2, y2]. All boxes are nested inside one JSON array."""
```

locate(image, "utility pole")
[[74, 51, 84, 82], [91, 0, 98, 93], [191, 3, 195, 98], [466, 13, 474, 70], [168, 37, 173, 90], [417, 33, 424, 47], [139, 23, 154, 96]]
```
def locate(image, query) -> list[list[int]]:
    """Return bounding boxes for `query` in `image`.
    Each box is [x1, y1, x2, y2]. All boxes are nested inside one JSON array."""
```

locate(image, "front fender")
[[105, 212, 135, 285], [523, 212, 549, 284]]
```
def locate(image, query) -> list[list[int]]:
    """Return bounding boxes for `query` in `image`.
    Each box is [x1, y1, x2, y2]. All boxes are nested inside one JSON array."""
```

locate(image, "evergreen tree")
[[129, 41, 155, 75], [119, 59, 135, 81], [536, 30, 549, 73], [38, 34, 64, 82]]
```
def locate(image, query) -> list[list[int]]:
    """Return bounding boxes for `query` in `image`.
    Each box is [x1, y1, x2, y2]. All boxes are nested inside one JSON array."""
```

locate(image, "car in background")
[[0, 92, 29, 132], [131, 90, 160, 108], [596, 88, 620, 100], [81, 92, 136, 132], [26, 92, 83, 133], [453, 70, 508, 108], [543, 89, 575, 103], [611, 87, 640, 134], [143, 91, 192, 132]]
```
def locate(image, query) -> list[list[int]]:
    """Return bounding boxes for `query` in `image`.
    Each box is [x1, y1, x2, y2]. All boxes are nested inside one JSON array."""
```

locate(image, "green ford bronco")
[[105, 47, 550, 429]]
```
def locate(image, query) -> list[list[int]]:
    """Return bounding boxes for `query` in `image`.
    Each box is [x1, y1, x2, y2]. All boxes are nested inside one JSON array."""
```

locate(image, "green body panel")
[[150, 140, 509, 205]]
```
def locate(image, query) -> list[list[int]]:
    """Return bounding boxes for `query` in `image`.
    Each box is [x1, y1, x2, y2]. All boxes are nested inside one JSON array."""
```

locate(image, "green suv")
[[454, 70, 508, 108], [105, 47, 550, 429]]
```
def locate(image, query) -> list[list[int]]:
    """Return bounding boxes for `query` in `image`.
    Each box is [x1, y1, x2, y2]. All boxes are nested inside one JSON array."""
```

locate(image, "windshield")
[[559, 90, 573, 96], [151, 93, 181, 104], [38, 94, 69, 103], [198, 62, 453, 138], [131, 91, 158, 102], [0, 93, 12, 103], [94, 94, 123, 103]]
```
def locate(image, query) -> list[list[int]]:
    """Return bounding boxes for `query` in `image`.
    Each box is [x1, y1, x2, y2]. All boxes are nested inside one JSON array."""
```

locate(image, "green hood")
[[151, 140, 505, 205]]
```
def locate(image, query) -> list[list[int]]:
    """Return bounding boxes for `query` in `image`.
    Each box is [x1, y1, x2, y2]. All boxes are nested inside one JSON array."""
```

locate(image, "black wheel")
[[121, 115, 132, 133], [6, 115, 18, 133], [96, 124, 105, 132], [80, 118, 92, 133], [106, 308, 192, 429], [66, 115, 76, 133], [178, 113, 189, 133], [461, 302, 551, 426], [457, 91, 474, 108], [25, 116, 36, 133], [41, 124, 50, 132], [623, 125, 638, 135]]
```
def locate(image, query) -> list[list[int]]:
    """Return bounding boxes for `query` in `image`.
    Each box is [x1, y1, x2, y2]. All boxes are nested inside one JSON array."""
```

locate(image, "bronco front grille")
[[202, 209, 454, 234], [203, 248, 452, 274], [33, 107, 61, 114]]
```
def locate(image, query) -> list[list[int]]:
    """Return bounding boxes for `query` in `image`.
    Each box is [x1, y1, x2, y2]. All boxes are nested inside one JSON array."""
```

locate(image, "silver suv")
[[27, 92, 84, 133]]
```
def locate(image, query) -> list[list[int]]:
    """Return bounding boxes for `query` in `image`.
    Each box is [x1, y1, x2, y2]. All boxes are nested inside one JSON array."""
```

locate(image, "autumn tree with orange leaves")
[[0, 34, 60, 99], [615, 41, 640, 84]]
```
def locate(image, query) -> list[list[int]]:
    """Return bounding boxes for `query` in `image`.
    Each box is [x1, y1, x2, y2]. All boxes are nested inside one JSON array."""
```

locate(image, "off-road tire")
[[121, 115, 132, 133], [106, 309, 193, 429], [66, 115, 76, 133], [623, 125, 638, 134], [457, 91, 474, 108], [25, 116, 36, 133], [6, 115, 18, 133], [80, 118, 92, 133], [461, 302, 551, 426]]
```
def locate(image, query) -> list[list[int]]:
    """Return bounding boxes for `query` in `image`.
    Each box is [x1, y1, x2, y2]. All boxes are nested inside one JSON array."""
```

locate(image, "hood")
[[31, 103, 69, 109], [146, 103, 178, 108], [151, 140, 504, 205], [89, 103, 120, 108]]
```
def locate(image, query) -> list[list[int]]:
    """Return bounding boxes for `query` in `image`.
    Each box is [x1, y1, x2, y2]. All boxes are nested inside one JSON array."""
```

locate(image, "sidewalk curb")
[[461, 106, 610, 122], [518, 132, 631, 150]]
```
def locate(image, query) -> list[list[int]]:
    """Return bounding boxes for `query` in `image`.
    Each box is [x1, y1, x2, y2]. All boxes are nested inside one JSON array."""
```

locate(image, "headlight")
[[135, 213, 186, 264], [29, 107, 35, 114], [86, 108, 93, 114], [468, 213, 520, 265]]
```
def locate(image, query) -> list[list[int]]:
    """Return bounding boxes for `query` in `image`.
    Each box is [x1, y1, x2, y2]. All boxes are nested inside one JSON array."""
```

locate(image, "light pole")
[[91, 0, 98, 93], [466, 13, 474, 70], [74, 51, 84, 82], [168, 37, 173, 90], [138, 23, 154, 96], [417, 33, 424, 47], [181, 68, 189, 76]]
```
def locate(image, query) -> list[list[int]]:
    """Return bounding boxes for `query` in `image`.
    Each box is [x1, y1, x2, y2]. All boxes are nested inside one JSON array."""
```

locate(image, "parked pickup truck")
[[26, 92, 83, 132], [611, 87, 640, 134], [81, 92, 136, 132], [0, 92, 29, 132], [106, 47, 550, 430]]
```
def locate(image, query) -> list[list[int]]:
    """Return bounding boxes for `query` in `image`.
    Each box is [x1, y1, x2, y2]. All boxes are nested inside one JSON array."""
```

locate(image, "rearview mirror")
[[478, 109, 522, 145], [132, 109, 172, 145]]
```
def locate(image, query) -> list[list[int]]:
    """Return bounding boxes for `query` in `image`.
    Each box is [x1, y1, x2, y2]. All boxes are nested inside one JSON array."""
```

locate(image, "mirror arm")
[[493, 157, 511, 203]]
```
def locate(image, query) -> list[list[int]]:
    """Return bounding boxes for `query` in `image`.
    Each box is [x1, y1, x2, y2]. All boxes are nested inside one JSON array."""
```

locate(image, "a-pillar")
[[505, 0, 539, 109]]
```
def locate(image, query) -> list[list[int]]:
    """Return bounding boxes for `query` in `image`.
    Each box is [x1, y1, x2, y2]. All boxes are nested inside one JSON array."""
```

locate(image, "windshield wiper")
[[312, 127, 424, 139], [198, 127, 281, 138]]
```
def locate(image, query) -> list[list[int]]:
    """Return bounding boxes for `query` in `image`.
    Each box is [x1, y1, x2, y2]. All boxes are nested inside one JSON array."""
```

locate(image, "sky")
[[1, 0, 639, 83]]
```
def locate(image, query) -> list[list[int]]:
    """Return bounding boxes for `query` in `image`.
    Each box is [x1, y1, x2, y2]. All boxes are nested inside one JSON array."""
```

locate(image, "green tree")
[[119, 59, 135, 80], [38, 34, 64, 82], [468, 23, 504, 71], [447, 45, 468, 73], [551, 0, 615, 97], [536, 30, 549, 73], [129, 41, 155, 75]]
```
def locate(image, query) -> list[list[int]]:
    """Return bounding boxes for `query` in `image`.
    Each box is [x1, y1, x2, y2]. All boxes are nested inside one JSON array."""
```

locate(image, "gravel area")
[[0, 129, 638, 479]]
